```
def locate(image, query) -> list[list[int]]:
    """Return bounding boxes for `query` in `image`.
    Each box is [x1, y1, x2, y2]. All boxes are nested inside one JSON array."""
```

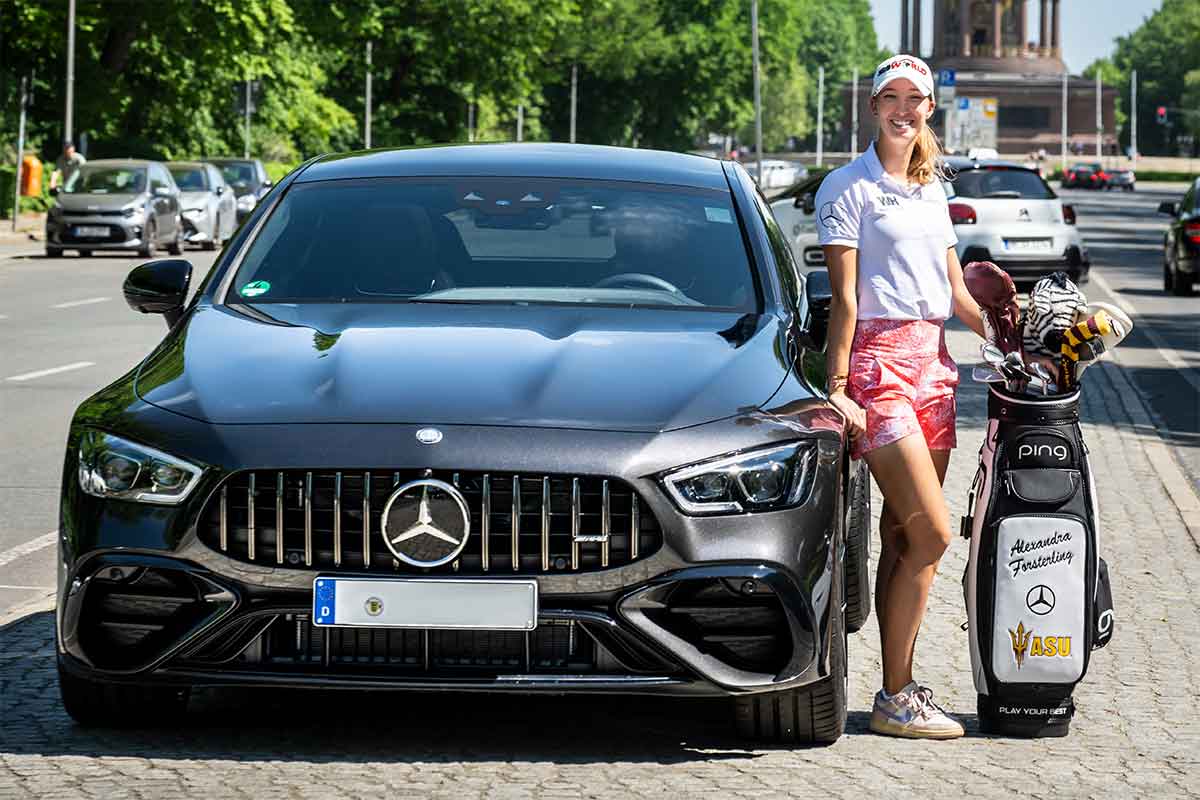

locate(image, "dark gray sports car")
[[56, 143, 868, 743]]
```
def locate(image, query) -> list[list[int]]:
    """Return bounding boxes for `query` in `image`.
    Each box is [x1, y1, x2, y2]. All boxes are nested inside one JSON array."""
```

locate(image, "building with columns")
[[841, 0, 1118, 156]]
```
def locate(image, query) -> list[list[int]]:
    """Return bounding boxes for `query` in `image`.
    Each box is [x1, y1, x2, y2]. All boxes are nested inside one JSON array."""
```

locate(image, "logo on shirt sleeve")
[[819, 201, 846, 237]]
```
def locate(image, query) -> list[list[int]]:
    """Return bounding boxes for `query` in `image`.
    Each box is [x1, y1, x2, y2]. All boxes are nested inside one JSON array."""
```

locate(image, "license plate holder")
[[73, 225, 109, 238], [1004, 238, 1053, 252], [312, 577, 538, 630]]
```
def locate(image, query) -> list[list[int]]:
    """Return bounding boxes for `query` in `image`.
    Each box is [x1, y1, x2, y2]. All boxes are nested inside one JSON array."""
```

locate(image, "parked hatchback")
[[1158, 179, 1200, 295], [945, 157, 1089, 283], [208, 158, 273, 222], [167, 161, 237, 250], [45, 159, 183, 257]]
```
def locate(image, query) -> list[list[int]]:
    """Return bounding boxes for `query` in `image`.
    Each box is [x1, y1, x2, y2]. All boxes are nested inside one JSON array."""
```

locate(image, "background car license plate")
[[1004, 238, 1052, 251], [312, 577, 538, 630], [72, 225, 109, 238]]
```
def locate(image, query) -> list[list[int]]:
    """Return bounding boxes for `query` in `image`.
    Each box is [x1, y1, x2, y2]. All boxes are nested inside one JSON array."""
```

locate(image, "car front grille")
[[61, 224, 126, 243], [198, 470, 662, 574]]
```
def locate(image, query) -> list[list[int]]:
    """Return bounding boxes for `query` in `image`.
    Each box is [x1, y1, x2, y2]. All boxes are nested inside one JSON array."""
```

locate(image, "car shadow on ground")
[[1, 610, 943, 763]]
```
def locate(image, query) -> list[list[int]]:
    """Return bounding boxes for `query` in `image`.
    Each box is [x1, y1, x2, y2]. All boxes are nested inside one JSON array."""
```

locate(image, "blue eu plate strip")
[[313, 578, 337, 625]]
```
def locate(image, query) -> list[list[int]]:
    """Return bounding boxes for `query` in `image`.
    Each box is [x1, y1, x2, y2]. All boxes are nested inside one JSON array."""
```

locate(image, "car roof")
[[165, 161, 208, 169], [79, 158, 156, 168], [295, 143, 730, 191], [943, 156, 1033, 172]]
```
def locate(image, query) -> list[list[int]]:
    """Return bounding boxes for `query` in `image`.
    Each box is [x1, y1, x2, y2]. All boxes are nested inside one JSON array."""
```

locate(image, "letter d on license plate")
[[313, 577, 538, 630]]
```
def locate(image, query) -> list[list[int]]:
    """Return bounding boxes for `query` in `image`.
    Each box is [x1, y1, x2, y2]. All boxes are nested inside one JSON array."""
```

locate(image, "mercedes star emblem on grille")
[[381, 478, 471, 567], [416, 427, 443, 444], [1025, 584, 1056, 616]]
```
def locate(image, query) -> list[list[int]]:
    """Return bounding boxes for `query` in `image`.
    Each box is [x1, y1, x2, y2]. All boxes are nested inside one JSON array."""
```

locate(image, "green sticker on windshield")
[[705, 206, 733, 224], [240, 280, 271, 298]]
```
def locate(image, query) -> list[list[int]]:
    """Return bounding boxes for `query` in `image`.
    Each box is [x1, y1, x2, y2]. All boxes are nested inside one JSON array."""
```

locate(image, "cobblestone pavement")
[[1, 322, 1198, 799]]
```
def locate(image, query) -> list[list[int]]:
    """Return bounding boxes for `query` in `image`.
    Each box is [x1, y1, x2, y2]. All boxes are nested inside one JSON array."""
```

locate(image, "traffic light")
[[1156, 105, 1168, 125]]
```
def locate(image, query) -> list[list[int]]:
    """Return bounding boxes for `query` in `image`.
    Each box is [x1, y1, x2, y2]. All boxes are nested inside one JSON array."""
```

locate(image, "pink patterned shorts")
[[846, 319, 959, 459]]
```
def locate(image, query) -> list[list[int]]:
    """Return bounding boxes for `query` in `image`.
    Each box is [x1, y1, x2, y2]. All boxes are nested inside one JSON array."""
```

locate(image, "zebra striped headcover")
[[1023, 271, 1087, 358]]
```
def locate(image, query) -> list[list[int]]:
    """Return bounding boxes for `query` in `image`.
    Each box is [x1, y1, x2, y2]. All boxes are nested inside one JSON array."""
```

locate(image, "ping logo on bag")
[[1009, 621, 1072, 669], [1014, 434, 1071, 466]]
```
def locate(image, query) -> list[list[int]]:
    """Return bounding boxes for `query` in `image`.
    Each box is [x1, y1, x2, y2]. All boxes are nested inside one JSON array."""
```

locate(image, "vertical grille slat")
[[202, 469, 660, 575]]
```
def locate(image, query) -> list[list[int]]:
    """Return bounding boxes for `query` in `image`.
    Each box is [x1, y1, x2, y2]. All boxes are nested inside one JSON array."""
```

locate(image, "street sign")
[[937, 69, 956, 87], [939, 84, 957, 105], [946, 97, 999, 153]]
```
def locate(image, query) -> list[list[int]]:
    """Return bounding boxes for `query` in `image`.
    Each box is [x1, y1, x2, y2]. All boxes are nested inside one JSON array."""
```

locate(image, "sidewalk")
[[0, 210, 45, 259], [0, 321, 1197, 797]]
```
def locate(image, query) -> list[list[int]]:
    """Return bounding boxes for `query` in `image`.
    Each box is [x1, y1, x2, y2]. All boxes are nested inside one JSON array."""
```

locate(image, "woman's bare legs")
[[864, 437, 954, 694]]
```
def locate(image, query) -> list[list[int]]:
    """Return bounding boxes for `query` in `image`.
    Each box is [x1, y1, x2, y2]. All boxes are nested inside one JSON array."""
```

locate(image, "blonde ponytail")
[[907, 124, 945, 185]]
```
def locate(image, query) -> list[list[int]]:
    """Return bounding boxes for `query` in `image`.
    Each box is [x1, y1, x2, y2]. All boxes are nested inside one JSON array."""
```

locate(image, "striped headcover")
[[1023, 272, 1087, 359]]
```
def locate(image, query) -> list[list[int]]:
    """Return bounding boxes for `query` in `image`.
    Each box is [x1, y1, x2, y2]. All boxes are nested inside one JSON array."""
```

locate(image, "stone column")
[[992, 0, 1003, 56], [1040, 0, 1050, 57], [901, 0, 910, 53], [1051, 0, 1061, 57], [1017, 0, 1027, 55], [961, 0, 972, 56], [933, 0, 945, 58], [913, 0, 923, 56]]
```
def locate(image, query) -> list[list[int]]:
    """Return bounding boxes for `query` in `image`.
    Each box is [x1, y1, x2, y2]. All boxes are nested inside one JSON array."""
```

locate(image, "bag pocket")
[[1004, 468, 1080, 505], [1092, 557, 1114, 649]]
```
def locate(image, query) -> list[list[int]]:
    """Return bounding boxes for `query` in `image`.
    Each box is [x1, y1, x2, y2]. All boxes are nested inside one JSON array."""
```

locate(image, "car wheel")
[[138, 222, 156, 258], [1164, 261, 1175, 293], [58, 662, 189, 727], [733, 580, 848, 744], [1171, 265, 1194, 297], [203, 215, 220, 251], [46, 246, 62, 258], [167, 220, 183, 255], [844, 459, 871, 633]]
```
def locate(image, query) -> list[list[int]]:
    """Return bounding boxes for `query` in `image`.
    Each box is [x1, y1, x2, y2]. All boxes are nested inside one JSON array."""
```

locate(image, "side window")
[[1187, 183, 1199, 214], [750, 184, 801, 307], [151, 166, 171, 191]]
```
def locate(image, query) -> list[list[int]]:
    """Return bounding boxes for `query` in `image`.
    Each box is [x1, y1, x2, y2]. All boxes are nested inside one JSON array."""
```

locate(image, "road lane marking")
[[1090, 272, 1200, 395], [0, 585, 54, 590], [51, 296, 110, 309], [0, 531, 57, 570], [5, 361, 95, 382]]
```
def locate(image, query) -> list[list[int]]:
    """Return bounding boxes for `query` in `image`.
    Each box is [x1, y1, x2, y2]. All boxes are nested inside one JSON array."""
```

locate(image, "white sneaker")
[[869, 682, 965, 739]]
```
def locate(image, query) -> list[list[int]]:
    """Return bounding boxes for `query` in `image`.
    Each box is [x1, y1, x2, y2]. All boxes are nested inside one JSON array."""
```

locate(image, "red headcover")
[[963, 261, 1022, 355]]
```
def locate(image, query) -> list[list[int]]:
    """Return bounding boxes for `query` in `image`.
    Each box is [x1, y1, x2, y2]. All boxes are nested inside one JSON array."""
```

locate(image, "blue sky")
[[868, 0, 1161, 72]]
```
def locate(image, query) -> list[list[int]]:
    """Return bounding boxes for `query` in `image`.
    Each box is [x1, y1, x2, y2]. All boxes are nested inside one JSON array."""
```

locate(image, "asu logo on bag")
[[1009, 621, 1071, 669]]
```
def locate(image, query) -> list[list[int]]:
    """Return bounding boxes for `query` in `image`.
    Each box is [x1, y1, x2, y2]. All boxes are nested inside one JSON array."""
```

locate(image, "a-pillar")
[[901, 0, 910, 54], [1051, 0, 1061, 58], [992, 0, 1003, 56], [1040, 0, 1050, 57], [913, 0, 922, 56], [960, 0, 972, 56]]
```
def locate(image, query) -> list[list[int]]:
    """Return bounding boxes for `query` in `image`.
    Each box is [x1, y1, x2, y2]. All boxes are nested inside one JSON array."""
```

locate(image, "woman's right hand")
[[828, 391, 867, 441]]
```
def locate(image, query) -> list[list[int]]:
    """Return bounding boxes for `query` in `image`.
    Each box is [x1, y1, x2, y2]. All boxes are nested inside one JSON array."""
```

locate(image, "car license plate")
[[72, 225, 109, 238], [1004, 238, 1052, 251], [312, 577, 538, 630]]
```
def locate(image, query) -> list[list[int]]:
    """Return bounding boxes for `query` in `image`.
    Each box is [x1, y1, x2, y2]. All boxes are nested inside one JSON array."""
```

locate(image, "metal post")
[[516, 104, 524, 142], [13, 75, 28, 233], [1095, 71, 1102, 159], [1130, 69, 1137, 165], [751, 0, 762, 183], [1060, 71, 1068, 173], [244, 79, 251, 159], [364, 41, 373, 149], [570, 63, 578, 143], [65, 0, 75, 143], [851, 67, 859, 156], [468, 100, 475, 142], [816, 66, 825, 168]]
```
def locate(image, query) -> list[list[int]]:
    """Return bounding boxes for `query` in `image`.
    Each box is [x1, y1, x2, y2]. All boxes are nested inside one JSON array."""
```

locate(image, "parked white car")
[[768, 173, 827, 273], [944, 156, 1090, 284], [167, 161, 238, 251], [747, 159, 806, 190]]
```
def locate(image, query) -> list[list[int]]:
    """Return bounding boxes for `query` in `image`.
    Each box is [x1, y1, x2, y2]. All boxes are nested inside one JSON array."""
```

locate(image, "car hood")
[[56, 192, 143, 212], [134, 303, 791, 432]]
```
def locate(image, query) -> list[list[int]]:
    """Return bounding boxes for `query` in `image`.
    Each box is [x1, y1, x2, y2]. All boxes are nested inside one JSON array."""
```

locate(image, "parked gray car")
[[167, 161, 237, 250], [208, 157, 273, 223], [46, 159, 183, 258]]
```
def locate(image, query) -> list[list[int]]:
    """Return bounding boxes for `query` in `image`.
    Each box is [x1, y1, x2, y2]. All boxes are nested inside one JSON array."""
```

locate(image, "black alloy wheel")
[[733, 568, 848, 744], [58, 662, 190, 727], [844, 459, 872, 633], [45, 245, 62, 258]]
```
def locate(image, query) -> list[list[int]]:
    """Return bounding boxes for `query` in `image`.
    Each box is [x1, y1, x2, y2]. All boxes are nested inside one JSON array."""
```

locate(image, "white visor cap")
[[871, 55, 934, 98]]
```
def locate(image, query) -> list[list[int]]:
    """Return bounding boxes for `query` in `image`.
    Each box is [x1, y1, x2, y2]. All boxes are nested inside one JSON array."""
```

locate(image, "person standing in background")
[[50, 141, 86, 190]]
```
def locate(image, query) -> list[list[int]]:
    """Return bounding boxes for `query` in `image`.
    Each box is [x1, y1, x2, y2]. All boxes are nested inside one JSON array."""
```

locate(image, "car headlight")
[[236, 194, 256, 212], [661, 441, 819, 515], [122, 205, 144, 218], [77, 430, 204, 505]]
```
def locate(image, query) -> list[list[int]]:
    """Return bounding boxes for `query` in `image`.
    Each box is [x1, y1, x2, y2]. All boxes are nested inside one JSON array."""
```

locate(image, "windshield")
[[950, 168, 1054, 199], [169, 167, 208, 191], [217, 163, 257, 187], [64, 167, 146, 194], [228, 177, 756, 311]]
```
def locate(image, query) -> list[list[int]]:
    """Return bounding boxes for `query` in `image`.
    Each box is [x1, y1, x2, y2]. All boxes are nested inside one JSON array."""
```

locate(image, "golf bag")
[[962, 386, 1114, 737]]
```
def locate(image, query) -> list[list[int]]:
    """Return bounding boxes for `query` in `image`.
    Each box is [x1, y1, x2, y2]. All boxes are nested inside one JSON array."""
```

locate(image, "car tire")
[[1171, 267, 1194, 297], [167, 220, 183, 256], [1164, 262, 1175, 293], [203, 215, 221, 251], [844, 459, 871, 633], [138, 222, 156, 258], [46, 246, 62, 258], [58, 662, 189, 727]]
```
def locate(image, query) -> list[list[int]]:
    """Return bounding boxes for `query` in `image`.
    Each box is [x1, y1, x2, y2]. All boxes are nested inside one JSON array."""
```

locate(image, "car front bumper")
[[57, 412, 847, 699], [46, 213, 150, 251]]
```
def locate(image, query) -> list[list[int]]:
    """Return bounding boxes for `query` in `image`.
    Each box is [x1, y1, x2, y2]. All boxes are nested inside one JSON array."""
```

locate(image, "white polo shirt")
[[815, 142, 957, 321]]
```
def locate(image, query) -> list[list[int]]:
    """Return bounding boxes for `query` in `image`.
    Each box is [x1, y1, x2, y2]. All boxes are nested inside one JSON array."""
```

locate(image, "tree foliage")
[[1, 0, 881, 165]]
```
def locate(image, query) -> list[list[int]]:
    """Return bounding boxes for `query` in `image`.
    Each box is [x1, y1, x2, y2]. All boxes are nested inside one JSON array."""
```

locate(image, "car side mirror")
[[1158, 201, 1179, 216], [49, 186, 60, 196], [798, 268, 832, 352], [124, 258, 192, 328], [796, 192, 816, 215], [215, 185, 225, 196]]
